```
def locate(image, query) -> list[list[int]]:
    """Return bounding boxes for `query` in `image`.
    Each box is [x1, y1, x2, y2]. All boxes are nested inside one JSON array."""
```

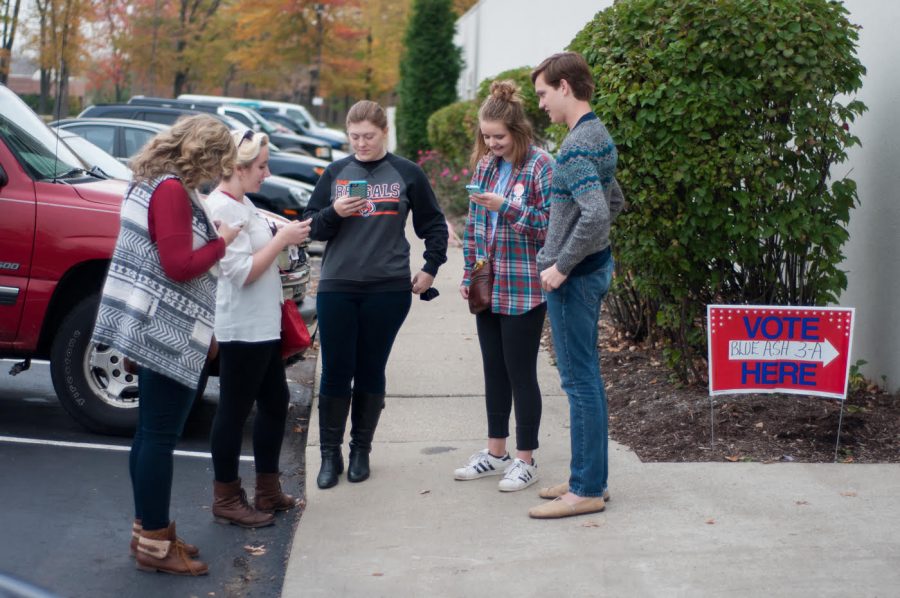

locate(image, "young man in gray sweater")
[[528, 52, 624, 519]]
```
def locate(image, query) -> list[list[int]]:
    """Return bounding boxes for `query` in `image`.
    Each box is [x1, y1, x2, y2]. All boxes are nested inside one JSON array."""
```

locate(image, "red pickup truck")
[[0, 85, 312, 435]]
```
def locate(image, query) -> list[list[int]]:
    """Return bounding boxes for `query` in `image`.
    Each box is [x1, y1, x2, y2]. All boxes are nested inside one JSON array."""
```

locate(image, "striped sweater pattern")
[[536, 115, 625, 275]]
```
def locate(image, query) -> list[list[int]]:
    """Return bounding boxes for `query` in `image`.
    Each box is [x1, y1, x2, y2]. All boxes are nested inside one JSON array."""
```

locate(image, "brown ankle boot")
[[254, 472, 298, 513], [130, 519, 199, 557], [212, 479, 275, 528], [135, 522, 208, 576]]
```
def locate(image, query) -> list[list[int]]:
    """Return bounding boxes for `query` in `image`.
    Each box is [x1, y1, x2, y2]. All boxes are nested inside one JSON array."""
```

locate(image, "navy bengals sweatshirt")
[[303, 152, 448, 293]]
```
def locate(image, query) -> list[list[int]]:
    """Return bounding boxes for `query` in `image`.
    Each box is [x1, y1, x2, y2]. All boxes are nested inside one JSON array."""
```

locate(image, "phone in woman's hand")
[[348, 180, 368, 199], [465, 184, 483, 195]]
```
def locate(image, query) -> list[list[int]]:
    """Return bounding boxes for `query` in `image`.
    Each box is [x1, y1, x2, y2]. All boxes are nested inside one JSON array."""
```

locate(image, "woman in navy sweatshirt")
[[304, 100, 448, 489]]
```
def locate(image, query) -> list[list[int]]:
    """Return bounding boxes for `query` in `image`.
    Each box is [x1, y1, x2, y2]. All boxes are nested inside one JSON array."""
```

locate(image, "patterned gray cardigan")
[[92, 175, 219, 389]]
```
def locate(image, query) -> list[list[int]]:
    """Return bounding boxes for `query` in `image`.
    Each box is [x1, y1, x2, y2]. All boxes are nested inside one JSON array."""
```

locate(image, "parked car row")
[[51, 118, 314, 221], [0, 83, 314, 435]]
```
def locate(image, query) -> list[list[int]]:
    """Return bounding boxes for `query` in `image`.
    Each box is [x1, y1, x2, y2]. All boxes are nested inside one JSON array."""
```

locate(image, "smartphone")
[[348, 180, 368, 199], [465, 184, 483, 194]]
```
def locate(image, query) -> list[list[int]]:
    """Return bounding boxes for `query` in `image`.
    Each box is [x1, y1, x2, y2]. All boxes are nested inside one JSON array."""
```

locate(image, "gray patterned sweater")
[[92, 176, 219, 389], [536, 113, 624, 275]]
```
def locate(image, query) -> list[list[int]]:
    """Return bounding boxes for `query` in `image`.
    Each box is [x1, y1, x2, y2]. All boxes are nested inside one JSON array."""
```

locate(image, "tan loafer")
[[538, 482, 611, 502], [529, 496, 606, 519]]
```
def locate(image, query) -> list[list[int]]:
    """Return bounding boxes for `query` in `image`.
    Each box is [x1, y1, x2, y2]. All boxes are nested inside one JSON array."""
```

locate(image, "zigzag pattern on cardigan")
[[91, 175, 219, 389]]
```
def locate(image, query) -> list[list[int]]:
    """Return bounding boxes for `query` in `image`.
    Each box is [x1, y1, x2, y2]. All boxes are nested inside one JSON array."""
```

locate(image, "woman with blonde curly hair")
[[205, 130, 310, 528], [92, 114, 242, 576], [455, 80, 553, 492]]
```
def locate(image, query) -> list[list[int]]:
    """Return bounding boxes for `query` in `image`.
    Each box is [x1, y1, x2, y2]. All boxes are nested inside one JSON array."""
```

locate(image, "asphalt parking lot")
[[0, 358, 313, 598]]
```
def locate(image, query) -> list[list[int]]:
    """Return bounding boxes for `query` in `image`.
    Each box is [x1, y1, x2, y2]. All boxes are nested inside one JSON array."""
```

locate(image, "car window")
[[224, 109, 253, 127], [60, 133, 133, 180], [64, 125, 116, 154], [103, 110, 132, 119], [286, 109, 311, 129], [123, 128, 156, 157], [143, 111, 179, 125]]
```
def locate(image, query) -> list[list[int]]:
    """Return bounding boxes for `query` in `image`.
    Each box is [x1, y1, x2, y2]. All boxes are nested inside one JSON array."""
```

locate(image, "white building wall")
[[455, 0, 615, 100], [456, 0, 900, 389], [833, 1, 900, 389]]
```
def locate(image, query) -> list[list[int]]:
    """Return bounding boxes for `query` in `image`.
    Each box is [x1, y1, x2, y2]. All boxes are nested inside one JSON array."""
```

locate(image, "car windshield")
[[0, 87, 83, 179], [244, 108, 277, 135], [58, 131, 133, 181], [285, 108, 311, 129]]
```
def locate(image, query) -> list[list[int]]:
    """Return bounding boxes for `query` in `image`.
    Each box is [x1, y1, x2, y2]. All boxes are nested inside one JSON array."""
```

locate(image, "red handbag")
[[281, 300, 311, 359]]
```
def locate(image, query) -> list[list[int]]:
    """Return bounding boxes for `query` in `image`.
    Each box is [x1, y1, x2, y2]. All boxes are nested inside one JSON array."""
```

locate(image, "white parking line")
[[0, 435, 253, 461]]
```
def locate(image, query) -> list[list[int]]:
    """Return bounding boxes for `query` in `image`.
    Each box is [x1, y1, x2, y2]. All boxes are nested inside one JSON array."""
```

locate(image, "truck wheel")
[[50, 296, 139, 436]]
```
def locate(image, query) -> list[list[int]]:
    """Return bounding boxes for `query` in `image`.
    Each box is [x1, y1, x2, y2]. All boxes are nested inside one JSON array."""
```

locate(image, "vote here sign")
[[707, 305, 855, 400]]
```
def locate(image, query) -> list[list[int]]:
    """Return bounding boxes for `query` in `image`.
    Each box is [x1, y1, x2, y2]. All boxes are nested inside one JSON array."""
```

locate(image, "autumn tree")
[[84, 0, 131, 101], [171, 0, 223, 96], [396, 0, 461, 159], [1, 0, 22, 84], [353, 0, 409, 101], [30, 0, 88, 117], [452, 0, 477, 15]]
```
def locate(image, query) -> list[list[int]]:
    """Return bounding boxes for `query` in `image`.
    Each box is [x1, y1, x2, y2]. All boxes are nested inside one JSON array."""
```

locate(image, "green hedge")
[[571, 0, 866, 381], [426, 100, 479, 169]]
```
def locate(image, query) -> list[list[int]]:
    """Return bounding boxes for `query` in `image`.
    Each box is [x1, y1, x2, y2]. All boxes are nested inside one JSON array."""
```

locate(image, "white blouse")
[[205, 189, 282, 342]]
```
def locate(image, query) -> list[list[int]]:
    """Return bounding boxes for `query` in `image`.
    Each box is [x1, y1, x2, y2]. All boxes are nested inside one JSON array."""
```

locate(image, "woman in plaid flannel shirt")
[[455, 80, 554, 492]]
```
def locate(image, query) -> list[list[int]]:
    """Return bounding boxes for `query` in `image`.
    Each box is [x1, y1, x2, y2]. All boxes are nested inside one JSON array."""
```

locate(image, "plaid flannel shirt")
[[462, 146, 553, 315]]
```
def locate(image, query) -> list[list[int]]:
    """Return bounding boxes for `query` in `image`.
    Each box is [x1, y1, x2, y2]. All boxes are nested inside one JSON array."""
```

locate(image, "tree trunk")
[[55, 60, 70, 120], [39, 68, 51, 114], [173, 70, 187, 98]]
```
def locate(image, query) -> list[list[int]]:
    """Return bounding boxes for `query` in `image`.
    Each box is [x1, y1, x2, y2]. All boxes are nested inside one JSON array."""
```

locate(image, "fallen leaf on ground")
[[581, 520, 603, 528], [243, 544, 266, 556], [840, 491, 858, 497], [705, 518, 716, 525], [293, 425, 306, 434], [795, 500, 809, 506], [372, 572, 384, 577], [419, 489, 430, 495], [725, 455, 740, 462]]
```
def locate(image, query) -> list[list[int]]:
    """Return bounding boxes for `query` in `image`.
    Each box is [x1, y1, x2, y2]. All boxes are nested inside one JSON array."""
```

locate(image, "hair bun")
[[490, 80, 519, 103]]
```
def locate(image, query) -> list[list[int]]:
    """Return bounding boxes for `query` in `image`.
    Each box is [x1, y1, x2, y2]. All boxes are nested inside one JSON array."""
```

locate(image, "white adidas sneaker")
[[454, 449, 512, 480], [498, 458, 538, 492]]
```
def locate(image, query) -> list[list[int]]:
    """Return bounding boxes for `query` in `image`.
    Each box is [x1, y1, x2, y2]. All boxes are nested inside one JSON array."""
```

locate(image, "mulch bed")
[[542, 316, 900, 464]]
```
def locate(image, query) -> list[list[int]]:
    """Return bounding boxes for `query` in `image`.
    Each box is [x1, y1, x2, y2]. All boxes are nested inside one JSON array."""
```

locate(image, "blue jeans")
[[546, 258, 614, 497], [130, 367, 197, 530]]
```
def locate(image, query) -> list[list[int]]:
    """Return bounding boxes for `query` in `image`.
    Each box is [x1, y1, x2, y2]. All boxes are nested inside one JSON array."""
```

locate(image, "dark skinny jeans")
[[475, 303, 547, 451], [316, 290, 412, 397], [210, 339, 290, 483], [130, 367, 197, 531]]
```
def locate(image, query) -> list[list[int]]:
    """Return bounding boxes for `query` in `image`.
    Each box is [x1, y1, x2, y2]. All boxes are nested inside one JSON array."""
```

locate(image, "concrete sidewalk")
[[282, 238, 900, 597]]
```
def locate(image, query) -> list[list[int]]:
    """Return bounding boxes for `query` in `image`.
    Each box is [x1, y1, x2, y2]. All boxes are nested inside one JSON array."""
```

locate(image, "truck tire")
[[50, 296, 213, 436], [50, 296, 140, 436]]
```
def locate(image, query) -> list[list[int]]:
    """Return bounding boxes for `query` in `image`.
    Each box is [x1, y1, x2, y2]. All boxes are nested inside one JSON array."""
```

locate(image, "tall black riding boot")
[[347, 391, 385, 483], [316, 394, 351, 489]]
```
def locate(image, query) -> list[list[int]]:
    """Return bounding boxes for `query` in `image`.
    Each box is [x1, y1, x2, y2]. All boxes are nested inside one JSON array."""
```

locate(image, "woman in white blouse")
[[205, 129, 310, 528]]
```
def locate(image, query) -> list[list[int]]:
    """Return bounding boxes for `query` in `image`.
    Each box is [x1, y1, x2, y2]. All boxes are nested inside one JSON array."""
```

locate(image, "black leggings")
[[475, 303, 547, 451], [210, 340, 289, 482], [316, 290, 412, 398]]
